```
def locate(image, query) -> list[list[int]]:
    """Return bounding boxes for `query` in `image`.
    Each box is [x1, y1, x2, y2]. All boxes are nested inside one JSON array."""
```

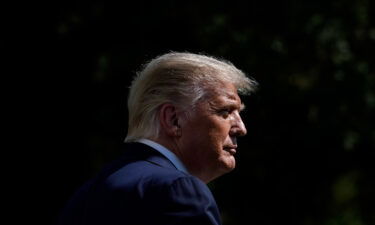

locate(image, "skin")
[[155, 82, 247, 183]]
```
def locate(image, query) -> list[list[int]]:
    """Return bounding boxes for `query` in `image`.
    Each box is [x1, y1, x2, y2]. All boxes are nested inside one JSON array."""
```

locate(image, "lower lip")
[[225, 148, 236, 155]]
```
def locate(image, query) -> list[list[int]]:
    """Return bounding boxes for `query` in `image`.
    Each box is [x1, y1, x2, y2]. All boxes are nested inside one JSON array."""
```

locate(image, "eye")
[[218, 108, 231, 118]]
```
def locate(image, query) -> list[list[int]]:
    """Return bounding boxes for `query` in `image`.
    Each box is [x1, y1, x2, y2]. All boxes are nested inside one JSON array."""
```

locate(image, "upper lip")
[[224, 145, 237, 150]]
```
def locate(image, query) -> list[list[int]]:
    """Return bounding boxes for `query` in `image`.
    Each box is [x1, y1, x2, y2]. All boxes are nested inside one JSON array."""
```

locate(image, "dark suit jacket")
[[58, 142, 222, 225]]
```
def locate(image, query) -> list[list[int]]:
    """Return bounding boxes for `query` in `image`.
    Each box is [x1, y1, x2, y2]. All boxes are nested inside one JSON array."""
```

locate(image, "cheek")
[[209, 122, 231, 140], [184, 118, 230, 149], [205, 126, 231, 151]]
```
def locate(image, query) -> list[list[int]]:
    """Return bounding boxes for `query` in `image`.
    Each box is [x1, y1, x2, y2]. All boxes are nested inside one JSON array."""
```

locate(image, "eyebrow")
[[223, 94, 246, 112], [224, 100, 245, 112]]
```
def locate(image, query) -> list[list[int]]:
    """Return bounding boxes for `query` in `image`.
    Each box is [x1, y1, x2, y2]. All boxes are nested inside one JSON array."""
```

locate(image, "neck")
[[151, 136, 216, 183]]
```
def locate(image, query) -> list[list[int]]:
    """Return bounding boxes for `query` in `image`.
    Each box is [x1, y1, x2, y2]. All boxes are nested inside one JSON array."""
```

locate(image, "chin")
[[221, 156, 236, 171]]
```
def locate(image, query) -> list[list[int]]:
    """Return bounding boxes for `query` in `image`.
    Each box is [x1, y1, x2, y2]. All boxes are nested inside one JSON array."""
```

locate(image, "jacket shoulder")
[[104, 158, 191, 191]]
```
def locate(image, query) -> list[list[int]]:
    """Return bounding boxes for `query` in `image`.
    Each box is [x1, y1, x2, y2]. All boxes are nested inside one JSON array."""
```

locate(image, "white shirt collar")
[[136, 139, 189, 174]]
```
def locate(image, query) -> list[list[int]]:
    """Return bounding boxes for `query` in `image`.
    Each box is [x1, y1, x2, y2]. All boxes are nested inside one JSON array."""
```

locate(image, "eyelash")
[[218, 109, 232, 117]]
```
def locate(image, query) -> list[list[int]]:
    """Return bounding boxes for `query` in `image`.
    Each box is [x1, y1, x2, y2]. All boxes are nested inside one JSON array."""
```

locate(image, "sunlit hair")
[[125, 52, 257, 142]]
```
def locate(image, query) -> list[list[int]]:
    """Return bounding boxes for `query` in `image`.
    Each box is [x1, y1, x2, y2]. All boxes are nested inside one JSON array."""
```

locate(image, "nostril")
[[230, 122, 247, 136], [230, 127, 246, 137]]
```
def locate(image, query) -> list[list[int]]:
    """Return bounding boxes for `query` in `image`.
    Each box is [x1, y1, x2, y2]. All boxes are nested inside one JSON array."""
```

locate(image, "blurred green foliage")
[[47, 1, 375, 225]]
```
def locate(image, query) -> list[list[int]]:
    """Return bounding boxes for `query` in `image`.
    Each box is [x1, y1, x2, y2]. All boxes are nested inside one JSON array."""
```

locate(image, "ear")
[[158, 103, 181, 137]]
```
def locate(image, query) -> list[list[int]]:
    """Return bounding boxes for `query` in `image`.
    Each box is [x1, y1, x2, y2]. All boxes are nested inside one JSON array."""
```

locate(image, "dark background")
[[6, 0, 374, 225]]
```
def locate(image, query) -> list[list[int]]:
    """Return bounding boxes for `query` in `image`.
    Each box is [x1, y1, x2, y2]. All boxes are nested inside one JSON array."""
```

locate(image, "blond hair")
[[125, 52, 257, 142]]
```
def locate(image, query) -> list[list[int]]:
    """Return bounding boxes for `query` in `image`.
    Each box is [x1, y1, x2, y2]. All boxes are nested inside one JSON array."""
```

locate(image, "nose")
[[230, 112, 247, 137]]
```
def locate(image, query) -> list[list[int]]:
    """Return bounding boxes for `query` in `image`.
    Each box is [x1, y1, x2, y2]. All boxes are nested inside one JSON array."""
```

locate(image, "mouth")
[[223, 145, 237, 155]]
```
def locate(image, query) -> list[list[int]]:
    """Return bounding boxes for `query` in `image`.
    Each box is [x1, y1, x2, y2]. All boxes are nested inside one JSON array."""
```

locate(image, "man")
[[59, 52, 257, 225]]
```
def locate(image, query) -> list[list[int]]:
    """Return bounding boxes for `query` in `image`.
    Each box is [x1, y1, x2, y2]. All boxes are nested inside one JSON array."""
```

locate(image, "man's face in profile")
[[178, 82, 247, 181]]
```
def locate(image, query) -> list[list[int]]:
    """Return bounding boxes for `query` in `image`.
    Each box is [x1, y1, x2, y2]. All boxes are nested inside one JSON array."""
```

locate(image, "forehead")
[[204, 82, 242, 106]]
